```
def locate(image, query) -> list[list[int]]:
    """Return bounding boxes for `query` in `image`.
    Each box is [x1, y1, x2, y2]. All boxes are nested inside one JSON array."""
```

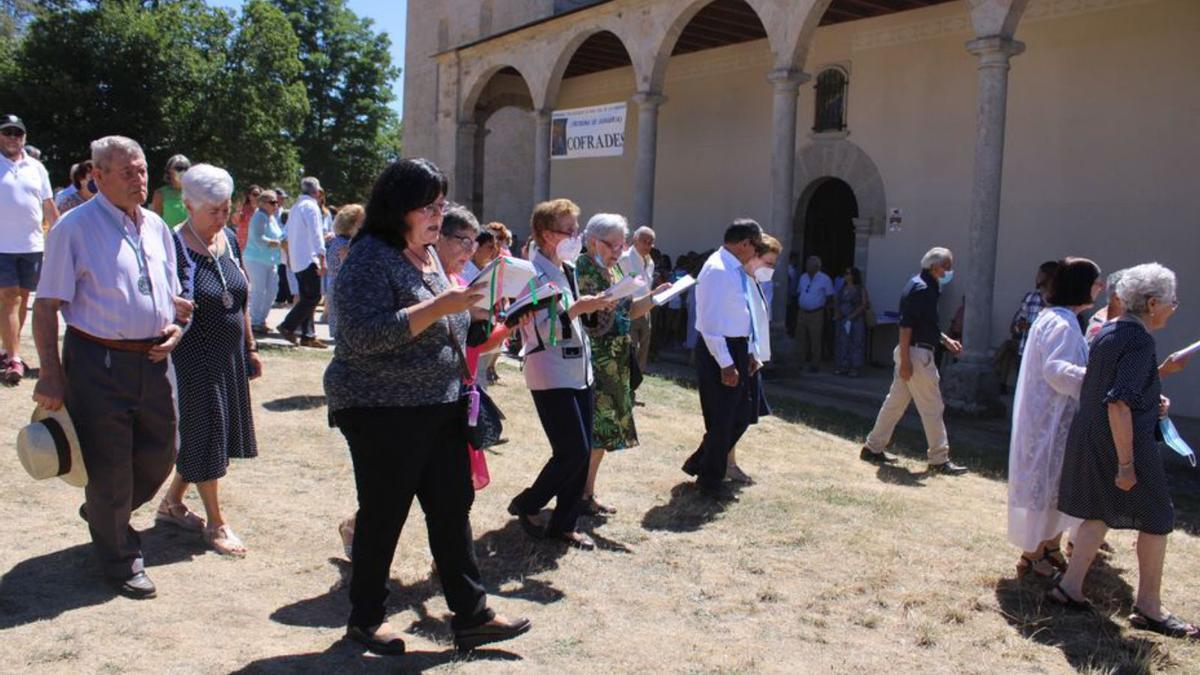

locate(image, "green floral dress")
[[575, 253, 638, 452]]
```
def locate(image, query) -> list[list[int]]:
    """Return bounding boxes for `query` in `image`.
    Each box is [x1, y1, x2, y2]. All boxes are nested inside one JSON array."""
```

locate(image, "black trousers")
[[63, 330, 176, 578], [511, 387, 592, 536], [335, 403, 493, 631], [690, 337, 759, 490], [279, 262, 320, 338], [275, 264, 291, 303]]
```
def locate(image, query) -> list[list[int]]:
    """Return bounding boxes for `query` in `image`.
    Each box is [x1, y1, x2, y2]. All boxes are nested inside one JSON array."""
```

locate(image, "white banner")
[[550, 102, 626, 160]]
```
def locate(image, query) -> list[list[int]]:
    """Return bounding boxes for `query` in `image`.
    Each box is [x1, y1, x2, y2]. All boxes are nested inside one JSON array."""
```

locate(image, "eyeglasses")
[[419, 201, 449, 217], [545, 228, 575, 238], [0, 128, 24, 138], [263, 200, 278, 206], [599, 238, 626, 251], [173, 166, 189, 173], [443, 232, 477, 251]]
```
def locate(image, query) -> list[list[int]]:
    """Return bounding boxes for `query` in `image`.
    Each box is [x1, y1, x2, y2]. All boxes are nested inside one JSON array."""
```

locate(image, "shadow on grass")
[[0, 523, 206, 631], [875, 462, 928, 488], [228, 640, 521, 674], [271, 520, 568, 635], [641, 481, 740, 533], [261, 394, 327, 412], [994, 556, 1170, 672]]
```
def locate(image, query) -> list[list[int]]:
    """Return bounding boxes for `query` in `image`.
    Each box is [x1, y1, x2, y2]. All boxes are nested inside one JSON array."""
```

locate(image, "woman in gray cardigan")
[[324, 159, 530, 655]]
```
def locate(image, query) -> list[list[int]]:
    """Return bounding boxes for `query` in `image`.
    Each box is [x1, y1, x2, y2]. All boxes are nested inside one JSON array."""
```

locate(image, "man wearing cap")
[[0, 114, 59, 386], [31, 135, 183, 599]]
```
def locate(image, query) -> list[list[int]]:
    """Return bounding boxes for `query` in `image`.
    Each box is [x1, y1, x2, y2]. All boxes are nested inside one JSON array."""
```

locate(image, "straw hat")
[[16, 407, 87, 488]]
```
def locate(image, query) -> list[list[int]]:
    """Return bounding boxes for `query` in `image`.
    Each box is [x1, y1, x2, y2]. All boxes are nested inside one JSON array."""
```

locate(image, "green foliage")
[[0, 0, 397, 200], [273, 0, 400, 203]]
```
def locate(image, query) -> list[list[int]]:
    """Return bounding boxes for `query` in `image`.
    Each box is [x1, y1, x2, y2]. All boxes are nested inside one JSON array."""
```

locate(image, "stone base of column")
[[941, 356, 1004, 416]]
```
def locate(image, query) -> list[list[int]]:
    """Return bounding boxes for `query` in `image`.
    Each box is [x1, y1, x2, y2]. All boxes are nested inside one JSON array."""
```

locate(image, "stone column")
[[472, 124, 489, 218], [767, 69, 808, 323], [532, 108, 552, 204], [631, 91, 667, 229], [943, 36, 1025, 414], [455, 121, 479, 212]]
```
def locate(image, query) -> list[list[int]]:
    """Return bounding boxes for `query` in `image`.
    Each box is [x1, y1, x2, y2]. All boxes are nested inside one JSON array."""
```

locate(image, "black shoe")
[[698, 483, 739, 503], [112, 571, 157, 599], [454, 616, 532, 652], [345, 624, 407, 655], [515, 513, 546, 540], [928, 461, 969, 476], [506, 497, 524, 517], [681, 455, 701, 477], [860, 447, 898, 464]]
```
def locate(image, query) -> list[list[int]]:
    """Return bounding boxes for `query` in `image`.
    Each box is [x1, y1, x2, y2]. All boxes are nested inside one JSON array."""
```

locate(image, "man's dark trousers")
[[691, 337, 754, 490], [279, 262, 320, 338]]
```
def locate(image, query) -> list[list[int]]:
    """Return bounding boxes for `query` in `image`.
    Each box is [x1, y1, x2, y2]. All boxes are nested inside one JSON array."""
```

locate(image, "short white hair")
[[632, 226, 655, 242], [90, 136, 144, 170], [181, 163, 234, 207], [584, 213, 628, 243], [300, 176, 321, 196], [921, 247, 953, 270], [1116, 263, 1176, 316]]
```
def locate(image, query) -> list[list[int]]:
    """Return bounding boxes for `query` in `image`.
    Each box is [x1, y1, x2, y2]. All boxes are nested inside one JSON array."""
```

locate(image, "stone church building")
[[404, 0, 1200, 415]]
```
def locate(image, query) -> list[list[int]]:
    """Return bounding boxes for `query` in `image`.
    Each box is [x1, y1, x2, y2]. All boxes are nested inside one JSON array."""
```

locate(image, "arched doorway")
[[798, 178, 859, 277]]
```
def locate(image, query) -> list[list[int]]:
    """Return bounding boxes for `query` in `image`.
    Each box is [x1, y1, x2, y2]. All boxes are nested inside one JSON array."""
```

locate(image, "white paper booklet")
[[1171, 338, 1200, 361], [602, 274, 647, 301], [651, 274, 696, 306], [467, 255, 538, 308]]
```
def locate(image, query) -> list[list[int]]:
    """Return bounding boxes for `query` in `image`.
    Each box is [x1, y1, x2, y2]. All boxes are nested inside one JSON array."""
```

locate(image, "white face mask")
[[754, 267, 775, 284], [555, 235, 582, 261]]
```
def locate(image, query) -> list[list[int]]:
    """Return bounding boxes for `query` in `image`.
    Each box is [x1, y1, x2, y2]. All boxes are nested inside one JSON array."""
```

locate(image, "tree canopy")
[[0, 0, 400, 202]]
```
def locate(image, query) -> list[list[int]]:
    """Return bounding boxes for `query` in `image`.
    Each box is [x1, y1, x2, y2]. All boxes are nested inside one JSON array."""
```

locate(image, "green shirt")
[[159, 185, 187, 228]]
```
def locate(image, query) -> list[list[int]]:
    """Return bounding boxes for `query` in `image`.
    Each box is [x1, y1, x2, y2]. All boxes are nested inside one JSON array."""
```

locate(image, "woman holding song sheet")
[[575, 213, 669, 516], [507, 199, 615, 550]]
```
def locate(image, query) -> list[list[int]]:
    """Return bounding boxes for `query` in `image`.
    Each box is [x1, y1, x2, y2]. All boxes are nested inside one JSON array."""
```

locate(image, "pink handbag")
[[470, 445, 491, 490]]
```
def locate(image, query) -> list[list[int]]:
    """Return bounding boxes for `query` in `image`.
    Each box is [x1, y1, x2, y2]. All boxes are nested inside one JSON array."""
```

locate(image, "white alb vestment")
[[1007, 306, 1087, 551]]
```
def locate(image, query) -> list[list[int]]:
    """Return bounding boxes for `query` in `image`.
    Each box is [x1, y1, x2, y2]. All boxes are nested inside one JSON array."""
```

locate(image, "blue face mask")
[[86, 179, 98, 194], [939, 269, 955, 287]]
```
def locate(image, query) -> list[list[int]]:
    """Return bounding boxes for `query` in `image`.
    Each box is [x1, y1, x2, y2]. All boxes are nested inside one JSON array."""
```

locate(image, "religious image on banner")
[[551, 102, 626, 160]]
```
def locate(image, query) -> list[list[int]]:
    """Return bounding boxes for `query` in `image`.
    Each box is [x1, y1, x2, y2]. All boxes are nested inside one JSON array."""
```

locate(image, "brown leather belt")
[[68, 326, 162, 353]]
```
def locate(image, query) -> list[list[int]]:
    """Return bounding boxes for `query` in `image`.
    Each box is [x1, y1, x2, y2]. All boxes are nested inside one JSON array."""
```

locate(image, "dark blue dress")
[[1057, 319, 1171, 534], [173, 232, 258, 484]]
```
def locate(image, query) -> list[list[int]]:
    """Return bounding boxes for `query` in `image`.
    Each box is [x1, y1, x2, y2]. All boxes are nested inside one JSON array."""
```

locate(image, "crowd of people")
[[5, 115, 1197, 655]]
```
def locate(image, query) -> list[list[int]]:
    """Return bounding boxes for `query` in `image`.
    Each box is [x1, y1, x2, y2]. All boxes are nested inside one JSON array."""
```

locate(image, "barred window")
[[813, 68, 848, 133]]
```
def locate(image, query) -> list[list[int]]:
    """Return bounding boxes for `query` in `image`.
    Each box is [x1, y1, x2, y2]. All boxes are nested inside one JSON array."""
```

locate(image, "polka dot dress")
[[1057, 319, 1172, 534], [172, 231, 258, 484]]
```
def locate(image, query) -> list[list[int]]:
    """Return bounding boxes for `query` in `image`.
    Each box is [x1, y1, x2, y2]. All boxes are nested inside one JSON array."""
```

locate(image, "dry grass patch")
[[0, 338, 1198, 673]]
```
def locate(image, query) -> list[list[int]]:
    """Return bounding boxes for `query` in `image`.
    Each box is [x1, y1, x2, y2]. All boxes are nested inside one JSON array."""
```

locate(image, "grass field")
[[2, 341, 1199, 674]]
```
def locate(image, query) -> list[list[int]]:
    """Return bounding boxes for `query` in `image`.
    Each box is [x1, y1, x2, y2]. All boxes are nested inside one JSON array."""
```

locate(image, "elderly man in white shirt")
[[794, 254, 834, 372], [276, 176, 327, 347], [620, 226, 656, 372], [681, 219, 768, 502], [0, 114, 59, 385]]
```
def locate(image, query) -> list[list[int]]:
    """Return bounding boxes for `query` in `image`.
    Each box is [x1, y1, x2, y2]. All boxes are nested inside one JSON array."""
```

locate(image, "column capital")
[[966, 36, 1025, 65], [632, 91, 667, 109], [766, 68, 810, 92]]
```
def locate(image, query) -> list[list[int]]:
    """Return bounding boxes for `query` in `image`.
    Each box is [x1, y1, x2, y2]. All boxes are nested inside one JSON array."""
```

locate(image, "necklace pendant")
[[222, 291, 234, 310], [137, 275, 152, 296]]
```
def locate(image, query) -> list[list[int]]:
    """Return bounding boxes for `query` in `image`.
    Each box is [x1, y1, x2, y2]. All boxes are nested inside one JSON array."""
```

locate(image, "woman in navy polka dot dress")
[[1052, 263, 1196, 639], [154, 164, 261, 558]]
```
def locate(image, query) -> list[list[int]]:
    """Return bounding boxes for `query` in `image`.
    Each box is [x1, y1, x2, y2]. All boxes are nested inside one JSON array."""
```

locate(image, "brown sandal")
[[156, 500, 206, 532], [1017, 554, 1057, 579]]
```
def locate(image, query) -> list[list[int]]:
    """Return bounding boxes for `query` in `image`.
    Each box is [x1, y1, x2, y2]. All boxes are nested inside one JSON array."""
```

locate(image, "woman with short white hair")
[[1053, 263, 1197, 638], [155, 163, 262, 558], [575, 213, 667, 516]]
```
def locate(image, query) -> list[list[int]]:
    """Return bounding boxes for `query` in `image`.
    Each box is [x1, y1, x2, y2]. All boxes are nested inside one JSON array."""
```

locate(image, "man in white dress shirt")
[[276, 176, 327, 347], [682, 219, 765, 502], [794, 255, 834, 372], [620, 226, 656, 373]]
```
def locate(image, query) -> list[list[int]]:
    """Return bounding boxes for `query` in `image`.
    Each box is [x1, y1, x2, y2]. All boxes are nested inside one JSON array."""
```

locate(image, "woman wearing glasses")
[[150, 154, 190, 228], [243, 190, 285, 335], [324, 158, 530, 655], [574, 213, 667, 516], [508, 200, 615, 549]]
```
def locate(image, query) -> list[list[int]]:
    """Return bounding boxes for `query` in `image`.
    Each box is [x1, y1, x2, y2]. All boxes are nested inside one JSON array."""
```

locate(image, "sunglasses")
[[173, 166, 189, 173], [263, 200, 278, 205], [0, 128, 25, 138]]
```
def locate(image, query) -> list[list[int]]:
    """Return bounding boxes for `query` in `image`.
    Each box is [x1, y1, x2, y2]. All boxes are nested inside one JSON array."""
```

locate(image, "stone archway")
[[791, 139, 886, 281]]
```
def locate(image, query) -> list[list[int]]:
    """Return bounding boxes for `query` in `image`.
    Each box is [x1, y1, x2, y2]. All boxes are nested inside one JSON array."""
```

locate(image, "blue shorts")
[[0, 252, 42, 291]]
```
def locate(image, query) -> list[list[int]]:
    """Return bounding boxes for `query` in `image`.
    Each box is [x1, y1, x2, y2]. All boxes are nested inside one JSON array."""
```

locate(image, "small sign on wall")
[[551, 102, 626, 160], [887, 208, 903, 233]]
